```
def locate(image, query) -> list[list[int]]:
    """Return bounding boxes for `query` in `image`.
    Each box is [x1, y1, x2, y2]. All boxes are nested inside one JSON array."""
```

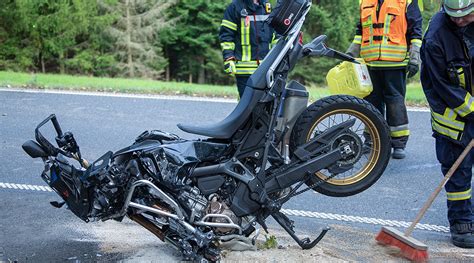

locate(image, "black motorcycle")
[[23, 1, 391, 261]]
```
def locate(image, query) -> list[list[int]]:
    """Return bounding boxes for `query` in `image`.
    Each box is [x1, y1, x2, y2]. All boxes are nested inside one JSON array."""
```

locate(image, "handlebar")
[[51, 115, 63, 136], [34, 114, 87, 167], [35, 114, 61, 157]]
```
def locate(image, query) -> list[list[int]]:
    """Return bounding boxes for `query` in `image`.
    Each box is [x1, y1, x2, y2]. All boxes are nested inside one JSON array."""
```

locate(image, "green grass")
[[0, 71, 427, 106], [0, 71, 238, 98]]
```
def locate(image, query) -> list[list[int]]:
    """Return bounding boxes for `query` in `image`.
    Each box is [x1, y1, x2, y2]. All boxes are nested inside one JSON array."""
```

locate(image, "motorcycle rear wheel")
[[289, 95, 391, 197]]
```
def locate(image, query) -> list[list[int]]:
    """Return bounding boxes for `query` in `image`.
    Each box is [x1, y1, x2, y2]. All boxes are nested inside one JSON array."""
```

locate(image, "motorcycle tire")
[[289, 95, 391, 197]]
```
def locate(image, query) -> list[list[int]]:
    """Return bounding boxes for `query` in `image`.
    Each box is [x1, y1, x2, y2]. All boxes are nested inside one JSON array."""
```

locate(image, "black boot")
[[392, 148, 406, 159], [450, 223, 474, 248]]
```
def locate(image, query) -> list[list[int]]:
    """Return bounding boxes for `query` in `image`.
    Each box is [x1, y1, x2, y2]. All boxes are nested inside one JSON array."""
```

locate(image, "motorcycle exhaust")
[[129, 214, 166, 241]]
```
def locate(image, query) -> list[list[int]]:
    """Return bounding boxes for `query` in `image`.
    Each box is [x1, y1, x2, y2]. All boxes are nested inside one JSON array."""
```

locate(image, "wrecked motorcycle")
[[22, 1, 391, 261]]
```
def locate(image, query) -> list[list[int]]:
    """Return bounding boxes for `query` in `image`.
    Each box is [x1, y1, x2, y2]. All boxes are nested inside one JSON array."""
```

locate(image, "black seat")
[[177, 87, 264, 139], [177, 39, 287, 139]]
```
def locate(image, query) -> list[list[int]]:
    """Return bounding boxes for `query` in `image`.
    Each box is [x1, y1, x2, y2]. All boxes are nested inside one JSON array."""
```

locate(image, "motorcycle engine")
[[206, 195, 240, 235], [177, 187, 240, 235], [177, 186, 208, 222]]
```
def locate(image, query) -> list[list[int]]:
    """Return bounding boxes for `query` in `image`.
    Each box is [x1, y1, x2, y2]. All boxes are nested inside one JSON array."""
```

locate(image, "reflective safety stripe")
[[235, 68, 257, 75], [432, 110, 465, 130], [454, 94, 474, 117], [353, 35, 362, 44], [432, 121, 461, 140], [270, 33, 278, 49], [447, 188, 472, 201], [431, 107, 465, 140], [457, 67, 466, 89], [390, 125, 410, 137], [235, 61, 259, 75], [236, 61, 259, 67], [382, 15, 392, 45], [221, 19, 237, 31], [220, 42, 235, 51], [411, 39, 422, 48], [362, 45, 408, 61], [366, 58, 409, 67], [248, 15, 269, 22], [241, 18, 251, 61]]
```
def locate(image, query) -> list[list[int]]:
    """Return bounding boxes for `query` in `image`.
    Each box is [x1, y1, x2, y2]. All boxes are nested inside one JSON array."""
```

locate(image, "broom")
[[376, 139, 474, 262]]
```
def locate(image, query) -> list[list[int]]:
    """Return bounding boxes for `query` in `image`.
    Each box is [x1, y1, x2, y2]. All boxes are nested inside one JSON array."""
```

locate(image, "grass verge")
[[0, 71, 427, 106]]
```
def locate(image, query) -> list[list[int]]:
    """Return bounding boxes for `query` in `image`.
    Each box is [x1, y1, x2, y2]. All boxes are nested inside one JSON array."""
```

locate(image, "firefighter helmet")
[[444, 0, 474, 17]]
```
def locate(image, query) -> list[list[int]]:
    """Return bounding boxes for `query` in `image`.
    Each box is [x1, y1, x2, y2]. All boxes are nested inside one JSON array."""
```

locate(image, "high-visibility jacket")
[[353, 0, 423, 68], [219, 0, 276, 75], [421, 11, 474, 143]]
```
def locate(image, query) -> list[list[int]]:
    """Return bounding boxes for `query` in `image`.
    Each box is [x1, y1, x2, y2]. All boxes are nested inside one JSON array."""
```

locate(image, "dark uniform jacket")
[[421, 11, 474, 144], [219, 0, 275, 75]]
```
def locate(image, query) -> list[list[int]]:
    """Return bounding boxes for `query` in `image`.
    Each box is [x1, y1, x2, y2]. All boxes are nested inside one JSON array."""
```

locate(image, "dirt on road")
[[86, 219, 474, 262]]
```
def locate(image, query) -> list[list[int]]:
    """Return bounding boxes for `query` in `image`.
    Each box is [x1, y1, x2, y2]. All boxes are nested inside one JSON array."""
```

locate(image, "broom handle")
[[404, 139, 474, 237]]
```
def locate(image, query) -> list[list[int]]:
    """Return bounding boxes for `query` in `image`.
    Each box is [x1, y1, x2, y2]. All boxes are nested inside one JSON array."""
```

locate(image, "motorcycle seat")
[[177, 87, 263, 139]]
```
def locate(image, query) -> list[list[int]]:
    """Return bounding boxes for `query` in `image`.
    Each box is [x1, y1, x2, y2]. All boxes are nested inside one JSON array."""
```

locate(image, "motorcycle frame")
[[24, 0, 363, 254]]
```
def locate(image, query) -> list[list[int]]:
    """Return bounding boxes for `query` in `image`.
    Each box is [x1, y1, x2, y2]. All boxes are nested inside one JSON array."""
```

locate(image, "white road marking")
[[0, 88, 430, 112], [0, 88, 237, 104], [1, 182, 52, 192], [281, 209, 449, 233], [0, 181, 449, 233]]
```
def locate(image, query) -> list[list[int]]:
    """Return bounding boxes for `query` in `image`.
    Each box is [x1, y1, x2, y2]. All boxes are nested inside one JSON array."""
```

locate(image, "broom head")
[[376, 226, 429, 262]]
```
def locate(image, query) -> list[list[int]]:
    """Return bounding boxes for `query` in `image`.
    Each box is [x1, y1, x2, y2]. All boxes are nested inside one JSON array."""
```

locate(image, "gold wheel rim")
[[306, 109, 381, 186]]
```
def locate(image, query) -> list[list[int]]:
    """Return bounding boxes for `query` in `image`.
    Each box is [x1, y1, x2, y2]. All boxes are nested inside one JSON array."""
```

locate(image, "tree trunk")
[[188, 59, 193, 83], [164, 47, 170, 81], [197, 57, 205, 84], [40, 52, 45, 73], [59, 52, 65, 74], [126, 0, 134, 78]]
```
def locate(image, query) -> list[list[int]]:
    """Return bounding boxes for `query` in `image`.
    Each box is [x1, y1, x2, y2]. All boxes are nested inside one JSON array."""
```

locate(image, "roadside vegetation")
[[0, 71, 427, 106], [0, 1, 440, 87]]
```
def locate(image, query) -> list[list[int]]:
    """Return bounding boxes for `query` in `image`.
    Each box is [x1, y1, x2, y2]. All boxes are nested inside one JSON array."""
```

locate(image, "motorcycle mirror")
[[302, 35, 328, 56], [22, 140, 49, 158], [302, 35, 358, 63]]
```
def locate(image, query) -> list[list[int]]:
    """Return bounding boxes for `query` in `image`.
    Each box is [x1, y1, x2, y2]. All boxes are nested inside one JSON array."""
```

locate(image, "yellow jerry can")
[[326, 59, 373, 98]]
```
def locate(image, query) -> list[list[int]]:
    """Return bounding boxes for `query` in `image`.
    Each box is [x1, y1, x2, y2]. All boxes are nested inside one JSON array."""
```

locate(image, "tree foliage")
[[0, 0, 443, 85], [104, 0, 176, 78]]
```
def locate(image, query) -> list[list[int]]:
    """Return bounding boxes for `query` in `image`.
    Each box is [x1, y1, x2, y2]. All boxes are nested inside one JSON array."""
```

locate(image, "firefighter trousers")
[[236, 75, 250, 98], [435, 123, 474, 226], [365, 68, 409, 149]]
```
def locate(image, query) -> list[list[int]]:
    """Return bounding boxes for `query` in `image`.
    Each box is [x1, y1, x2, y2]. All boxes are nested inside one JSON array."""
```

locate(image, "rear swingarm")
[[293, 118, 356, 161]]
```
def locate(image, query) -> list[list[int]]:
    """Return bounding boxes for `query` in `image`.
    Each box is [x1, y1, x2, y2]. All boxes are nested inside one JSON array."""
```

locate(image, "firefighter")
[[346, 0, 423, 159], [219, 0, 276, 98], [420, 0, 474, 248]]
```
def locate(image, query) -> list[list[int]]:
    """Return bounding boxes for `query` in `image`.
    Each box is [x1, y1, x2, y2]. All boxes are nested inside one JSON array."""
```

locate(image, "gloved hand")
[[224, 58, 236, 75], [407, 45, 421, 78], [346, 43, 361, 58]]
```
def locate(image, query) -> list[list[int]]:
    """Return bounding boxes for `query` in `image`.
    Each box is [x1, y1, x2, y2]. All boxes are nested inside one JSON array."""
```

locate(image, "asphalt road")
[[1, 89, 473, 262]]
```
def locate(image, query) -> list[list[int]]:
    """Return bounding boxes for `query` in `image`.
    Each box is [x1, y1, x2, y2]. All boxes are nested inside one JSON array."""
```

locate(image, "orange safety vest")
[[360, 0, 408, 62]]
